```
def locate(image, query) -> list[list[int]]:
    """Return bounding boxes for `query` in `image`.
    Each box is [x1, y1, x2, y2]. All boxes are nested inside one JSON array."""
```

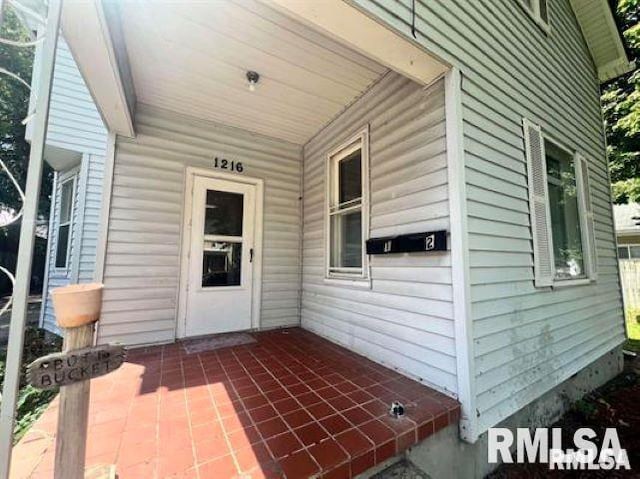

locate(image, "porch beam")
[[263, 0, 449, 86], [61, 0, 135, 137], [0, 0, 63, 476]]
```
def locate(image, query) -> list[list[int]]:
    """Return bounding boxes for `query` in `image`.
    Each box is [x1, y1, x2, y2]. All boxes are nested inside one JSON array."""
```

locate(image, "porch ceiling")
[[118, 0, 389, 144]]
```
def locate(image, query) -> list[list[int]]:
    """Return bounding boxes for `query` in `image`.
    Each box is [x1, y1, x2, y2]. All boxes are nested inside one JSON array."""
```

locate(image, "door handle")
[[249, 248, 254, 263]]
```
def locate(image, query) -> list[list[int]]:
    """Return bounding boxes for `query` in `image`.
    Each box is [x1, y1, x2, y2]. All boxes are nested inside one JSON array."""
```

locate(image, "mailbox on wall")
[[366, 230, 447, 255]]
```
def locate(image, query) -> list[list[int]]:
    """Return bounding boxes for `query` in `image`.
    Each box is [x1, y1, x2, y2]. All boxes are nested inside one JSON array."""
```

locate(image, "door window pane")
[[202, 241, 241, 287], [338, 149, 361, 204], [205, 190, 243, 236], [330, 211, 362, 269], [545, 141, 585, 280]]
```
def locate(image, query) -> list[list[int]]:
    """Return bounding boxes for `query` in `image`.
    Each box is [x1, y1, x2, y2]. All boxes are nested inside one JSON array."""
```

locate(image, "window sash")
[[544, 141, 586, 281], [55, 177, 75, 270], [326, 129, 368, 279], [329, 199, 362, 216]]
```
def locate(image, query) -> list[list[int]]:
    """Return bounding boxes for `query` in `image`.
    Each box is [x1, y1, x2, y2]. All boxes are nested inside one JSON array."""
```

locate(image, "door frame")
[[176, 166, 264, 339]]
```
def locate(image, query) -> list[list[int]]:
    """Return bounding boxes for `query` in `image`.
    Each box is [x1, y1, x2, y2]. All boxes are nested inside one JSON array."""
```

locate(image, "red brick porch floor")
[[12, 328, 459, 479]]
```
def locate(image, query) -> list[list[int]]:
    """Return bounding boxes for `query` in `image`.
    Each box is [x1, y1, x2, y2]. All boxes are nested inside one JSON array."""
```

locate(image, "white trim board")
[[445, 68, 477, 442], [70, 154, 91, 283], [176, 167, 264, 339], [264, 0, 449, 86], [94, 132, 116, 285]]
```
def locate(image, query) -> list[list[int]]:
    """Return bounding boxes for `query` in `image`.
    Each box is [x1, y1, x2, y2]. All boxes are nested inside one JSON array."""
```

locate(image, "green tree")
[[603, 0, 640, 203], [0, 9, 52, 223], [0, 9, 53, 296]]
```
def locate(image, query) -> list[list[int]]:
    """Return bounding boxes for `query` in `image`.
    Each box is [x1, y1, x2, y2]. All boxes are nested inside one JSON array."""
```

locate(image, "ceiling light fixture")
[[246, 70, 260, 92]]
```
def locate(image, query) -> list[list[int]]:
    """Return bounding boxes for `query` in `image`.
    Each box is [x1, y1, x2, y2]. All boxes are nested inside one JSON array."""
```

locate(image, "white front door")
[[185, 176, 256, 336]]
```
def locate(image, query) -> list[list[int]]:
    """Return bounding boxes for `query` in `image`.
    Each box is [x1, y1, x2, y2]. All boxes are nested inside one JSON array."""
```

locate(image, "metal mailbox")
[[366, 230, 447, 255]]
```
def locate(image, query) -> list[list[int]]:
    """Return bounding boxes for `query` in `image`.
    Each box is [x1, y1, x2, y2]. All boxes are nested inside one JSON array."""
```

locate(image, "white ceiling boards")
[[118, 0, 389, 144]]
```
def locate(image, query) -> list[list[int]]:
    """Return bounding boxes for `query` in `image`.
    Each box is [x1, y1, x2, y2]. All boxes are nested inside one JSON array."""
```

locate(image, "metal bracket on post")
[[0, 1, 63, 477]]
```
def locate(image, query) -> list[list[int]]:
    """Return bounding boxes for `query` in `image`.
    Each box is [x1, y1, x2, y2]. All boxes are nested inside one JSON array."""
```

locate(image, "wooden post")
[[54, 323, 95, 479]]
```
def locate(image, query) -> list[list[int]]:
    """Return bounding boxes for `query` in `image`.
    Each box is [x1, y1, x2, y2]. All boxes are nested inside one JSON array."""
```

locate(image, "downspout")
[[0, 1, 62, 476]]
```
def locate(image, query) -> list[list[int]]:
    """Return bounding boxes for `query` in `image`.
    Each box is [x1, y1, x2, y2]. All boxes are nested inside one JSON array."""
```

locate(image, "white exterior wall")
[[301, 73, 457, 396], [97, 105, 302, 345], [353, 0, 626, 436], [37, 38, 107, 332], [32, 38, 108, 156]]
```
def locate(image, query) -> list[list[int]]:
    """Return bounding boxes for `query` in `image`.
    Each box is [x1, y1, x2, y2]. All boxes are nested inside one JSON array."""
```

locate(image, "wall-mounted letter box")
[[366, 230, 447, 255]]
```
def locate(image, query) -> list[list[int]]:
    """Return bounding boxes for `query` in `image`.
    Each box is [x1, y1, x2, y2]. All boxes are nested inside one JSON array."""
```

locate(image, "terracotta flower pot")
[[51, 283, 104, 328]]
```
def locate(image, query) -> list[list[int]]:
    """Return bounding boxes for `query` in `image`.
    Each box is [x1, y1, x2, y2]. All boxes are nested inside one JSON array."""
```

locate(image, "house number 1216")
[[213, 157, 243, 173]]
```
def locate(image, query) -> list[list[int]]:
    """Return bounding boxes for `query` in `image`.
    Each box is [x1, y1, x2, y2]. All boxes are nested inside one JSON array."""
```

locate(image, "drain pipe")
[[0, 1, 62, 477]]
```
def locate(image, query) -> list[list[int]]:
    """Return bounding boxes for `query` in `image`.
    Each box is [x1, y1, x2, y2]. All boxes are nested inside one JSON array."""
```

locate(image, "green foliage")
[[0, 9, 52, 225], [0, 327, 62, 442], [612, 176, 640, 202], [604, 1, 640, 203]]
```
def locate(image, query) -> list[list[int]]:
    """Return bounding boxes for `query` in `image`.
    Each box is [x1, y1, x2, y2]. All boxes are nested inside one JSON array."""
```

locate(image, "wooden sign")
[[27, 344, 126, 390]]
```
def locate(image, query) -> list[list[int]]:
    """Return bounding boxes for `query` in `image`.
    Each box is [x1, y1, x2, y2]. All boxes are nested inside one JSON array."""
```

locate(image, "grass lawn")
[[624, 307, 640, 353]]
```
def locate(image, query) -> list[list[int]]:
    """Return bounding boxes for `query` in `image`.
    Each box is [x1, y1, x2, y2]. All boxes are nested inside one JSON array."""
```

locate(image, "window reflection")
[[205, 190, 244, 236], [202, 242, 242, 287]]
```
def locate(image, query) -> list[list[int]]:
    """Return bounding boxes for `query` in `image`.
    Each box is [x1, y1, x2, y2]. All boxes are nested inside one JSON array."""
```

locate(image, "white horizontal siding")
[[301, 72, 457, 396], [97, 105, 302, 345], [77, 155, 105, 284], [29, 37, 108, 156], [355, 0, 625, 435], [37, 36, 107, 333]]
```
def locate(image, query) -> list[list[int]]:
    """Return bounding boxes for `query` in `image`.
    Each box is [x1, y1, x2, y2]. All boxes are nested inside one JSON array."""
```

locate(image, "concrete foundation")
[[405, 345, 625, 479]]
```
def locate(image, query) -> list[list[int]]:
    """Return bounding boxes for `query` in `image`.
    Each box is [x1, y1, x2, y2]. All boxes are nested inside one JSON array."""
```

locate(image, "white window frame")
[[543, 137, 591, 286], [325, 127, 370, 284], [518, 0, 550, 33], [54, 174, 76, 273]]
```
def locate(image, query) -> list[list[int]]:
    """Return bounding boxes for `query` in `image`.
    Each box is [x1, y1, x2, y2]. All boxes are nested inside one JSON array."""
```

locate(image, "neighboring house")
[[32, 0, 630, 474], [615, 202, 640, 258], [26, 36, 107, 334], [614, 202, 640, 310]]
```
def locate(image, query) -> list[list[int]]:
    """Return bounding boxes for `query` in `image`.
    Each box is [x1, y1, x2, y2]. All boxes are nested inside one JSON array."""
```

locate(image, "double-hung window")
[[545, 141, 586, 280], [55, 176, 75, 270], [326, 129, 369, 280], [523, 119, 597, 287]]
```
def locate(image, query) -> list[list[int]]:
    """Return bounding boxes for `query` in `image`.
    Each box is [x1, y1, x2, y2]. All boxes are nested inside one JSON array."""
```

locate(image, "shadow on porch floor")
[[11, 328, 459, 478]]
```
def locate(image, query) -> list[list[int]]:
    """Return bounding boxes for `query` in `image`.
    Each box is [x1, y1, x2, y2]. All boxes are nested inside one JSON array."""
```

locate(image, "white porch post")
[[0, 0, 62, 477]]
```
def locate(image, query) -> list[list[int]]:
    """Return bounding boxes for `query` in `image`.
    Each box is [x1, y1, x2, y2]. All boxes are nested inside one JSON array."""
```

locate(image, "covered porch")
[[7, 1, 464, 477], [11, 328, 459, 478]]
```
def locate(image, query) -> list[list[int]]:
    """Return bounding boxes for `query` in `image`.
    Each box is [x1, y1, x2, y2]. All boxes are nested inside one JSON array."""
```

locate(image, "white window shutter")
[[575, 154, 598, 281], [523, 119, 554, 287]]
